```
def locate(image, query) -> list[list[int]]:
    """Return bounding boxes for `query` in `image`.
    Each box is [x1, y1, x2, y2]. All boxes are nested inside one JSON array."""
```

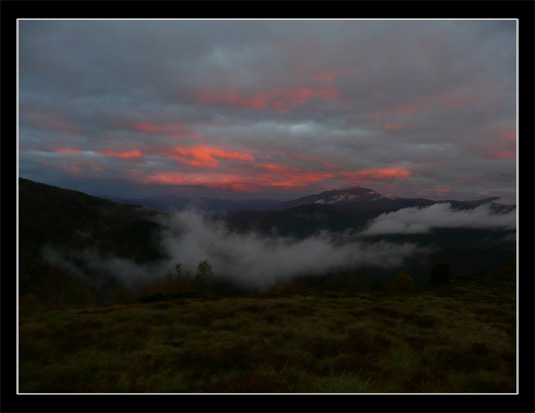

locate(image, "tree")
[[192, 260, 214, 292], [268, 277, 284, 296], [429, 263, 452, 286], [174, 263, 191, 291], [393, 271, 415, 293], [283, 279, 304, 295]]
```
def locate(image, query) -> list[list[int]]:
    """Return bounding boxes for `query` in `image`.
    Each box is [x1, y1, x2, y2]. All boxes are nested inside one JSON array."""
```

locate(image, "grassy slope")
[[19, 276, 516, 393]]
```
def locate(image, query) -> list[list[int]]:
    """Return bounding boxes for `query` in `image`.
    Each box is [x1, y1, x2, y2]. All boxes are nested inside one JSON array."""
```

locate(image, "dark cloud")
[[18, 19, 517, 203]]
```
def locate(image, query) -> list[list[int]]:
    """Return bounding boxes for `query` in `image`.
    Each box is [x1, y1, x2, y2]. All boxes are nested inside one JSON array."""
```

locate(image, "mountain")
[[102, 185, 502, 215], [271, 187, 385, 210], [224, 203, 382, 237], [271, 186, 500, 213], [19, 178, 515, 305]]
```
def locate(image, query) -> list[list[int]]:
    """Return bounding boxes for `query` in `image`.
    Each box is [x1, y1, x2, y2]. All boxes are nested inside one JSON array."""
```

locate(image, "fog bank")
[[361, 203, 516, 235]]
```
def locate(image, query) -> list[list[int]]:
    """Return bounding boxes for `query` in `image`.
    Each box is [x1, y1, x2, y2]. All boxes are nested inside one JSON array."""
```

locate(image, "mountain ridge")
[[98, 184, 504, 214], [269, 186, 501, 213]]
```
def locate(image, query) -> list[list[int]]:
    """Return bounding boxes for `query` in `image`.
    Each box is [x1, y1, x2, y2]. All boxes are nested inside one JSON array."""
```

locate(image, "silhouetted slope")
[[19, 178, 167, 302]]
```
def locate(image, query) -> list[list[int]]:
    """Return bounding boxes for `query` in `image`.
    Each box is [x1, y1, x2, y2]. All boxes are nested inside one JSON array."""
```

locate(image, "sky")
[[18, 19, 517, 203]]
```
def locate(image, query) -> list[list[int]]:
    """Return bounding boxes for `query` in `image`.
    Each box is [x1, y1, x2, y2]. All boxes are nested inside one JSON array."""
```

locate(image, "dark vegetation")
[[19, 275, 516, 393], [18, 178, 517, 393], [19, 178, 167, 305]]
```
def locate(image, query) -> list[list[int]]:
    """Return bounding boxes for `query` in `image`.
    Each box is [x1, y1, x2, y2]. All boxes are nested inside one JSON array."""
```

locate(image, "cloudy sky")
[[18, 19, 517, 202]]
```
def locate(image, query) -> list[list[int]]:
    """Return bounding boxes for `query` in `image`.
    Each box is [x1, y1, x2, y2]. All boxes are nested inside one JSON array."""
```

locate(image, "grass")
[[18, 276, 516, 393]]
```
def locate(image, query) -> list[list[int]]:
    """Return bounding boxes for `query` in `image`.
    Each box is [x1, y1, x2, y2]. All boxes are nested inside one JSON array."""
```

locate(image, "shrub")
[[20, 293, 40, 312], [393, 271, 414, 293]]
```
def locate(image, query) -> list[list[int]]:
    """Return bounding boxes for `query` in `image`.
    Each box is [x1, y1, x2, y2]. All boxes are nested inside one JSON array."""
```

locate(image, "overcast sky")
[[18, 19, 517, 202]]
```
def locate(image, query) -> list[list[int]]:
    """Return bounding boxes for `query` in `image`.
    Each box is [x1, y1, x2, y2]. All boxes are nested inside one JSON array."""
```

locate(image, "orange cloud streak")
[[475, 131, 516, 160], [99, 149, 143, 159], [380, 124, 406, 131], [486, 150, 516, 160], [134, 123, 204, 138], [57, 148, 81, 154], [340, 167, 412, 181], [168, 145, 255, 167], [197, 87, 343, 112], [312, 69, 347, 83]]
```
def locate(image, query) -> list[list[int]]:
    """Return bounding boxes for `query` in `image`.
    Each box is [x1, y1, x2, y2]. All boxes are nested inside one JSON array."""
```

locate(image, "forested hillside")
[[19, 178, 166, 304]]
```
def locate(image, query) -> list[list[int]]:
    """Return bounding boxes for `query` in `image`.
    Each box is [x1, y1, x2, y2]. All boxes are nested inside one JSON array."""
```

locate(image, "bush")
[[20, 293, 40, 312], [393, 271, 414, 293]]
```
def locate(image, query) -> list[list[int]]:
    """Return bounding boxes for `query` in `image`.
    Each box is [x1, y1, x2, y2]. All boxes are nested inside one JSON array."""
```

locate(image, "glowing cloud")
[[142, 171, 257, 192], [487, 150, 516, 160], [99, 149, 143, 159], [380, 124, 406, 131], [312, 69, 347, 83], [341, 167, 412, 182], [24, 109, 79, 136], [475, 132, 516, 160], [57, 148, 81, 154], [167, 145, 255, 167], [134, 123, 204, 138], [196, 87, 342, 112]]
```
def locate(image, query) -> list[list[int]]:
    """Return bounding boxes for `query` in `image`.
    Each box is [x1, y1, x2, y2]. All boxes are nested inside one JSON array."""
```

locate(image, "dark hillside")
[[223, 204, 382, 237], [18, 178, 167, 303]]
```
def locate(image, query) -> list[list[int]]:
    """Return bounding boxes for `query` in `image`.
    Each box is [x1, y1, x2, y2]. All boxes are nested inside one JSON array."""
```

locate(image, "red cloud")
[[312, 69, 347, 83], [503, 132, 516, 143], [134, 123, 204, 138], [340, 167, 412, 181], [99, 149, 143, 159], [487, 150, 516, 160], [197, 90, 268, 110], [57, 148, 81, 154], [380, 124, 406, 131], [475, 132, 516, 160], [167, 145, 255, 167], [197, 87, 343, 112], [142, 172, 258, 192], [24, 109, 79, 136], [254, 163, 335, 184]]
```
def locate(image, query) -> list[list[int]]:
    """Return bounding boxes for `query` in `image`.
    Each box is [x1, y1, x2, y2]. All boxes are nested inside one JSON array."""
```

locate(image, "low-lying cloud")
[[43, 210, 427, 292], [361, 202, 516, 235], [157, 210, 425, 289]]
